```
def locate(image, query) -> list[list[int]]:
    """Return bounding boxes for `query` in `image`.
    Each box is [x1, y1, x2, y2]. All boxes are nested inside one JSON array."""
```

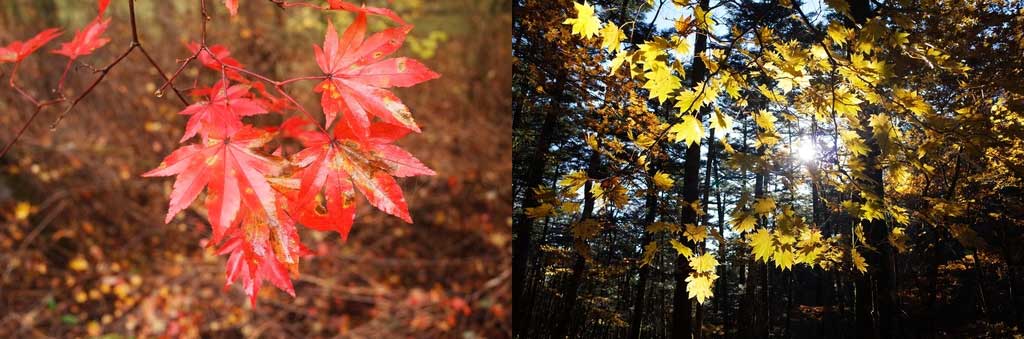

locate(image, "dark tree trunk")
[[628, 172, 659, 339], [843, 1, 896, 338], [512, 94, 560, 335], [673, 0, 711, 337], [554, 149, 601, 339]]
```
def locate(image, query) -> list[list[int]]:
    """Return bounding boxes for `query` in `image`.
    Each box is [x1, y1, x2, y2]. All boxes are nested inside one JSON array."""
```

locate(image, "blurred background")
[[0, 0, 510, 337]]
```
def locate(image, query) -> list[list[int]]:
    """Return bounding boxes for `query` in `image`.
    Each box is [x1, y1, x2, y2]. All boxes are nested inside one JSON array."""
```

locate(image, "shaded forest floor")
[[0, 1, 511, 337]]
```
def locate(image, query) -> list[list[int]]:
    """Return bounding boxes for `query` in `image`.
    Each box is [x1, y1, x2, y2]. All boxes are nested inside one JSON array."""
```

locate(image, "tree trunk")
[[554, 148, 601, 339], [628, 172, 659, 339], [673, 0, 711, 337], [512, 94, 560, 335]]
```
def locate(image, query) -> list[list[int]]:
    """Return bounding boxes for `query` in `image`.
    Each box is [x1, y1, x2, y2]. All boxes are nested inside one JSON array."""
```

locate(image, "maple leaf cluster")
[[1, 0, 437, 306], [1, 0, 110, 65], [137, 3, 439, 305]]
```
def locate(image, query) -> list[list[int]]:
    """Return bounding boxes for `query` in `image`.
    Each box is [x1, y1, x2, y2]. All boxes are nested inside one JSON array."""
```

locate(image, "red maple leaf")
[[98, 0, 111, 16], [284, 117, 434, 236], [217, 199, 309, 305], [326, 0, 407, 25], [313, 13, 439, 136], [143, 126, 282, 244], [178, 80, 267, 142], [223, 0, 240, 16], [52, 17, 111, 60], [187, 42, 245, 81], [0, 28, 62, 63]]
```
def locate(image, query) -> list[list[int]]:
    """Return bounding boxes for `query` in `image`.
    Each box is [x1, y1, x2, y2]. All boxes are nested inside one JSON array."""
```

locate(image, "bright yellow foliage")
[[653, 171, 675, 189], [753, 197, 776, 215], [671, 115, 704, 147], [690, 253, 718, 273], [563, 1, 602, 39], [643, 63, 681, 103], [851, 248, 868, 273], [685, 273, 717, 304], [684, 223, 707, 244], [748, 228, 774, 262], [711, 109, 734, 134], [731, 213, 757, 233], [559, 170, 588, 192], [600, 22, 625, 52], [670, 239, 693, 258]]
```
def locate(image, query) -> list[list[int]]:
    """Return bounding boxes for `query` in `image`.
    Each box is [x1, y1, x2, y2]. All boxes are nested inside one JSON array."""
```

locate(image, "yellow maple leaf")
[[563, 1, 602, 39], [690, 253, 718, 273], [559, 170, 588, 192], [753, 197, 776, 215], [731, 213, 757, 233], [600, 22, 625, 52], [675, 87, 705, 114], [685, 273, 717, 304], [851, 248, 868, 273], [525, 204, 555, 218], [889, 227, 908, 253], [693, 6, 716, 32], [671, 115, 704, 147], [653, 171, 675, 189], [609, 51, 630, 74], [643, 63, 681, 103], [684, 223, 707, 244], [647, 222, 681, 234], [670, 239, 694, 258], [748, 228, 774, 262], [710, 109, 734, 134], [840, 130, 870, 157], [773, 249, 795, 270], [861, 200, 885, 222], [753, 109, 777, 131], [826, 21, 850, 46], [641, 241, 658, 267]]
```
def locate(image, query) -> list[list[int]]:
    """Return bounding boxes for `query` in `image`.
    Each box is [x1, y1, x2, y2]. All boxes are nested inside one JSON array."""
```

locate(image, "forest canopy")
[[513, 0, 1024, 338]]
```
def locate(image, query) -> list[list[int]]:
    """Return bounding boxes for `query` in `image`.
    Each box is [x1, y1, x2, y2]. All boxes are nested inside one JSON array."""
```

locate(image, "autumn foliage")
[[3, 0, 439, 305]]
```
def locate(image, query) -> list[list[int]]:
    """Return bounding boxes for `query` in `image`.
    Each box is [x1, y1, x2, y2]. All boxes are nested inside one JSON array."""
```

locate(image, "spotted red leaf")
[[286, 117, 433, 234], [0, 28, 62, 63], [313, 14, 439, 136], [52, 17, 111, 60], [143, 126, 280, 244], [217, 200, 308, 305]]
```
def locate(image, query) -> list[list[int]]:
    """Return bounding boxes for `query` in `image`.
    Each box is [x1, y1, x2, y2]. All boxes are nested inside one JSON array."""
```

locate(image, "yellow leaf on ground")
[[15, 201, 31, 220], [69, 257, 90, 272]]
